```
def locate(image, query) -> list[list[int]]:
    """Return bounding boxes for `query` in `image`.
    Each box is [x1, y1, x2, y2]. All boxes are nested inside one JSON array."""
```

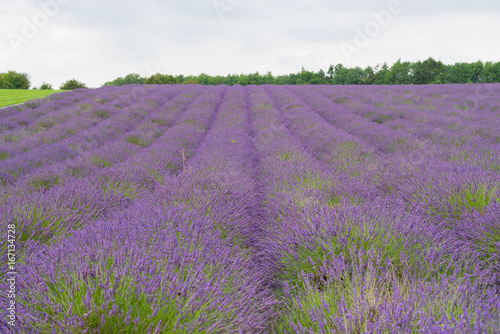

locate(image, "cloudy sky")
[[1, 0, 499, 88]]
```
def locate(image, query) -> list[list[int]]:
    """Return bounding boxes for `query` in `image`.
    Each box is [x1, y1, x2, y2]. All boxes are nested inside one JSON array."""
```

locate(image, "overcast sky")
[[1, 0, 499, 88]]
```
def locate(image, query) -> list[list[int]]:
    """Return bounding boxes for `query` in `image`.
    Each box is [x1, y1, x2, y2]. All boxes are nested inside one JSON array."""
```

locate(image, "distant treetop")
[[0, 71, 31, 89], [102, 58, 500, 86], [60, 79, 87, 90]]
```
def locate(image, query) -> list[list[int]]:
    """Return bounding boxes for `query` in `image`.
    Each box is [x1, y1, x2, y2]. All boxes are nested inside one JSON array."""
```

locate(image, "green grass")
[[271, 216, 482, 333], [0, 151, 9, 161], [102, 180, 139, 199], [277, 219, 429, 292], [91, 156, 113, 168], [29, 263, 186, 333], [427, 183, 500, 219], [0, 89, 63, 108], [1, 203, 85, 267], [334, 96, 349, 104], [126, 135, 150, 147], [27, 174, 62, 192]]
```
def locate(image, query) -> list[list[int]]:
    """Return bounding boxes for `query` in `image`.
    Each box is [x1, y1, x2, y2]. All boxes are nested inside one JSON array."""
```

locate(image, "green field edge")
[[0, 89, 64, 108]]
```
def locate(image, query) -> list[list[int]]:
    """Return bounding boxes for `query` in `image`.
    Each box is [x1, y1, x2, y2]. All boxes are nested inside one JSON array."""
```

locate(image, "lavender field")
[[1, 84, 500, 333]]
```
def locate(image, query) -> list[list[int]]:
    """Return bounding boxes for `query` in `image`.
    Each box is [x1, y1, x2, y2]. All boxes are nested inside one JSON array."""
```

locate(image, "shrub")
[[183, 79, 201, 84], [0, 75, 7, 88], [104, 73, 146, 86], [145, 73, 180, 85], [0, 70, 31, 89], [40, 82, 53, 90], [60, 79, 87, 90]]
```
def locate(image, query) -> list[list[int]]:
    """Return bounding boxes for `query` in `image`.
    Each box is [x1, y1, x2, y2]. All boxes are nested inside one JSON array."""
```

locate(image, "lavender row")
[[0, 87, 129, 144], [313, 86, 500, 272], [0, 85, 201, 199], [0, 85, 183, 164], [293, 87, 500, 243], [0, 86, 221, 274], [247, 86, 500, 332], [0, 86, 131, 134], [6, 85, 278, 333], [0, 86, 200, 188], [317, 85, 500, 154], [296, 85, 500, 277]]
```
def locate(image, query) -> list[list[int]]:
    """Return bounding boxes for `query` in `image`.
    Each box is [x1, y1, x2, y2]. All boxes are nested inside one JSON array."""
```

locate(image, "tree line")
[[0, 71, 87, 90], [3, 58, 500, 90], [104, 58, 500, 86]]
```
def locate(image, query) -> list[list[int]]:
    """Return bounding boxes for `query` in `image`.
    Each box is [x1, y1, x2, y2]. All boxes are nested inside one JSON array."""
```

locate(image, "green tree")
[[212, 75, 226, 85], [122, 73, 146, 85], [175, 74, 185, 83], [258, 71, 274, 85], [372, 63, 390, 85], [315, 69, 326, 84], [361, 66, 377, 85], [469, 61, 484, 83], [288, 73, 300, 85], [60, 79, 87, 90], [145, 73, 179, 85], [182, 78, 201, 84], [297, 67, 314, 85], [386, 59, 413, 84], [104, 74, 138, 86], [443, 62, 484, 84], [0, 71, 31, 89], [274, 75, 291, 85], [482, 61, 500, 83], [444, 63, 466, 83], [348, 67, 365, 85], [0, 75, 8, 89], [333, 64, 366, 85], [327, 65, 334, 80], [195, 73, 213, 85], [222, 74, 239, 86], [181, 75, 201, 84], [332, 64, 349, 84], [413, 57, 446, 84], [40, 82, 53, 90]]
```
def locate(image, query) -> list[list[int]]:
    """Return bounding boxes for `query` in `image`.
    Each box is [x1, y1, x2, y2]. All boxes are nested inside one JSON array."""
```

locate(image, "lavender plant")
[[1, 84, 499, 333]]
